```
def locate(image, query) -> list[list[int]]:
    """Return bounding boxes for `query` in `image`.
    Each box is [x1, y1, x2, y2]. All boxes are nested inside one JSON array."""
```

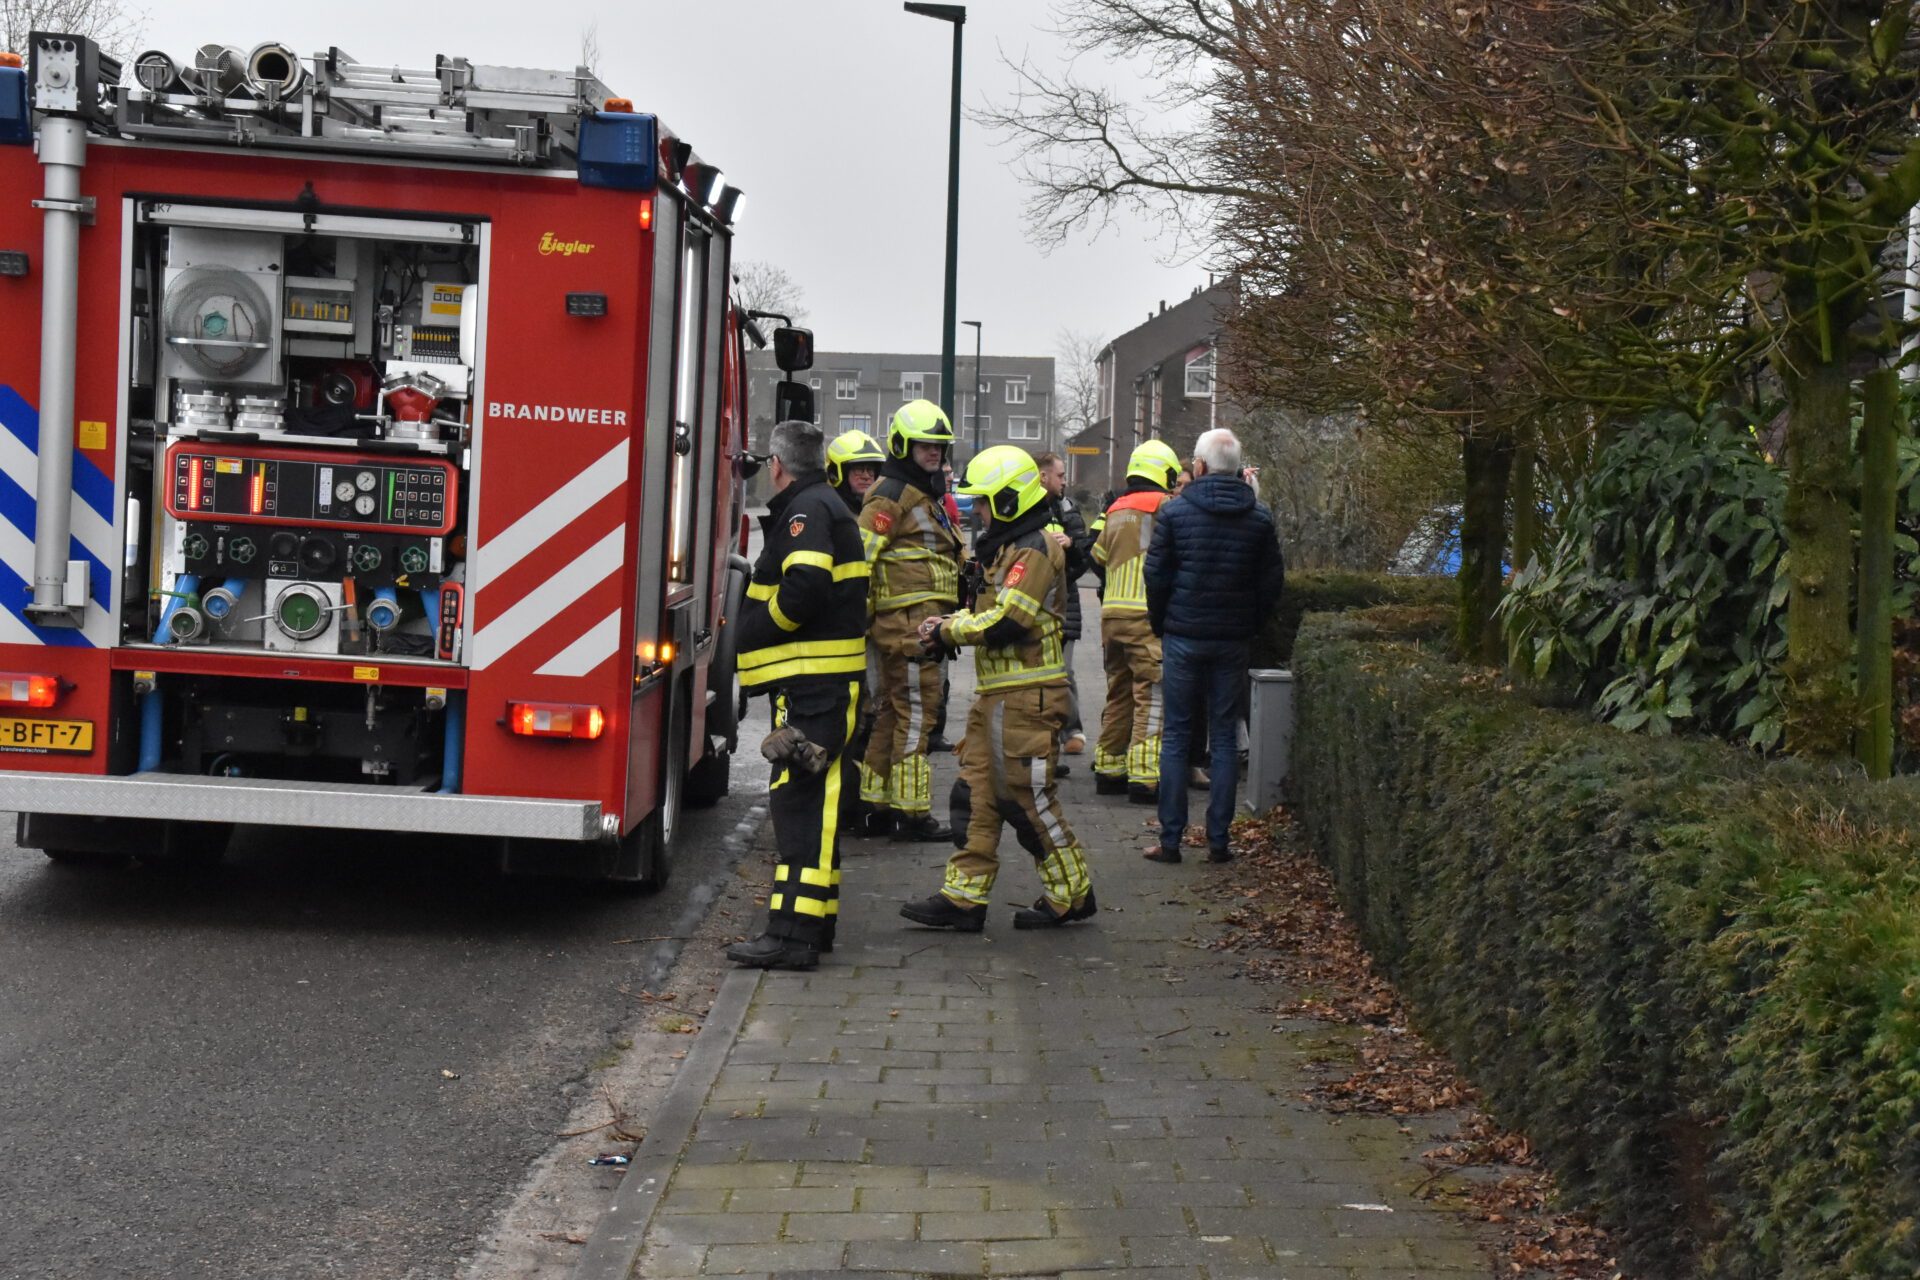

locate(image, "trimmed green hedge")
[[1250, 571, 1453, 668], [1293, 607, 1920, 1279]]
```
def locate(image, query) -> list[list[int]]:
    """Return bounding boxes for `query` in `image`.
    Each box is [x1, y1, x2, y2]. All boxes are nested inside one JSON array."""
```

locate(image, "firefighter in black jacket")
[[727, 421, 871, 970]]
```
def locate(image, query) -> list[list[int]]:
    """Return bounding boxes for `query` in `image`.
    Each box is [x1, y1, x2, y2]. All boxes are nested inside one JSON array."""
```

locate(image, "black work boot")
[[859, 805, 894, 838], [1013, 889, 1098, 929], [726, 932, 819, 970], [1127, 783, 1158, 806], [1094, 773, 1129, 796], [891, 812, 953, 843], [899, 894, 987, 932]]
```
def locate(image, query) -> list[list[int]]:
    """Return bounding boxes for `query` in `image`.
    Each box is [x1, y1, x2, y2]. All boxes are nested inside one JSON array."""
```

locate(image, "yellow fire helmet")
[[887, 398, 956, 460], [826, 429, 885, 487], [959, 444, 1048, 523], [1127, 438, 1182, 490]]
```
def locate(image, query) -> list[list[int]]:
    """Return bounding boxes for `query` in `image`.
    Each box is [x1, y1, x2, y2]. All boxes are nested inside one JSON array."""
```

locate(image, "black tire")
[[620, 680, 691, 890], [706, 556, 750, 751], [685, 739, 731, 808], [41, 848, 134, 870]]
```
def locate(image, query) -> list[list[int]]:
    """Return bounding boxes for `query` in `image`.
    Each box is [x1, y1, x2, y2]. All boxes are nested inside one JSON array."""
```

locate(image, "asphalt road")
[[0, 737, 769, 1280]]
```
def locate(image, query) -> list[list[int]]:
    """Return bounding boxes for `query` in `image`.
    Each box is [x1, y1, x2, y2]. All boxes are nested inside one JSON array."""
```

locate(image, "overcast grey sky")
[[139, 0, 1207, 361]]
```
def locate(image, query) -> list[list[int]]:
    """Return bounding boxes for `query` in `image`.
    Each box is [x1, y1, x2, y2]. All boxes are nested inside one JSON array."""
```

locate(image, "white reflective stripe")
[[534, 609, 623, 677], [471, 525, 626, 669], [0, 599, 36, 644], [473, 438, 629, 583], [1029, 755, 1069, 849], [1145, 680, 1163, 736], [904, 664, 923, 745], [0, 517, 111, 645], [0, 428, 116, 556], [986, 699, 1010, 800]]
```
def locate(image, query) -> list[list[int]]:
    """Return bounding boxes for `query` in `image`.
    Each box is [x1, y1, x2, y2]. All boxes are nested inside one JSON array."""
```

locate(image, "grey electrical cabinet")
[[1245, 669, 1295, 812]]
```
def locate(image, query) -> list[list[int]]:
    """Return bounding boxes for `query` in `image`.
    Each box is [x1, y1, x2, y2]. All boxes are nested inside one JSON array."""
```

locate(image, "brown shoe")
[[1063, 733, 1087, 755]]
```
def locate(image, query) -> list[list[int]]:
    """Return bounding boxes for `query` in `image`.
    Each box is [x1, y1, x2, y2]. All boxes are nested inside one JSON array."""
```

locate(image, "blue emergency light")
[[0, 65, 29, 145], [577, 110, 658, 191]]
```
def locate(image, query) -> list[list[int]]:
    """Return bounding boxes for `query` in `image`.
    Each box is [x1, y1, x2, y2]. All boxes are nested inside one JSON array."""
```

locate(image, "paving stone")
[[781, 1211, 916, 1242], [1122, 1233, 1275, 1267], [855, 1184, 990, 1213], [842, 1239, 986, 1273], [657, 1186, 733, 1214], [700, 1242, 846, 1274], [986, 1236, 1128, 1272], [671, 1163, 798, 1190], [917, 1209, 1055, 1241], [649, 1213, 785, 1246], [721, 1186, 857, 1214], [794, 1163, 925, 1188]]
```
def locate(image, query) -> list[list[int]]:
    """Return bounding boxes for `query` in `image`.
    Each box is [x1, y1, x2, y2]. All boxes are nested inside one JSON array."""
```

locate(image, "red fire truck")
[[0, 33, 769, 883]]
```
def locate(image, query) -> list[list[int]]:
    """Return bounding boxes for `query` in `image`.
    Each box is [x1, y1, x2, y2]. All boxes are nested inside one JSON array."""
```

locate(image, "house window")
[[1008, 417, 1041, 441], [1184, 347, 1215, 398], [836, 377, 858, 400], [969, 414, 991, 439], [1133, 381, 1148, 433], [1150, 372, 1163, 429], [809, 377, 822, 390], [901, 372, 926, 399], [1006, 379, 1027, 405], [839, 414, 872, 432]]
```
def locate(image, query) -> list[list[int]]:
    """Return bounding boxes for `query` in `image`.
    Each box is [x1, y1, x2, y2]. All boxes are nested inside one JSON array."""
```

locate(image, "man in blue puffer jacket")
[[1142, 428, 1285, 863]]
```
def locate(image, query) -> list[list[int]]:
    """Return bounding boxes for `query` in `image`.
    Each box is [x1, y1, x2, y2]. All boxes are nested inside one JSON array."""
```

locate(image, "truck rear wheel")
[[685, 738, 731, 808], [615, 679, 690, 890]]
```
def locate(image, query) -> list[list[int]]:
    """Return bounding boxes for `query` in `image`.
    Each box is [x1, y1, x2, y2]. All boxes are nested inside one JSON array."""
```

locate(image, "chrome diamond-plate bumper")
[[0, 772, 603, 842]]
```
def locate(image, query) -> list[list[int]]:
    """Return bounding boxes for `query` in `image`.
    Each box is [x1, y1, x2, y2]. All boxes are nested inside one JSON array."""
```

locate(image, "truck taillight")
[[509, 702, 605, 740], [0, 673, 60, 708]]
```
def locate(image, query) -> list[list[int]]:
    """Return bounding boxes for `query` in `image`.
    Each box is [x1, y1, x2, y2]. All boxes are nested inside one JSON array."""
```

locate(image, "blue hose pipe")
[[201, 576, 248, 620], [137, 689, 163, 773], [367, 586, 401, 632], [437, 692, 465, 794], [155, 573, 200, 644]]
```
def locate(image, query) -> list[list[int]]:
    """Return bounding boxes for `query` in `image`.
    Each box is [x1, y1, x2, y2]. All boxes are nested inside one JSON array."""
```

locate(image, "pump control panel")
[[164, 444, 458, 535]]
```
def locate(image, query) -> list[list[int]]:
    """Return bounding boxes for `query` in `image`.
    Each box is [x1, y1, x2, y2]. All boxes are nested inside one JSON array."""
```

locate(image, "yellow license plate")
[[0, 718, 93, 753]]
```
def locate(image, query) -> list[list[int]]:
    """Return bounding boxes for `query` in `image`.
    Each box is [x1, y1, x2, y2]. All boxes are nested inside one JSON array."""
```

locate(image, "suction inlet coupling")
[[201, 577, 247, 621], [155, 573, 201, 644], [366, 586, 402, 633]]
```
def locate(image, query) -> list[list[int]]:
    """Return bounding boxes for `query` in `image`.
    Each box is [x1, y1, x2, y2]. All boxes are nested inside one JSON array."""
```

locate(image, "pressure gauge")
[[354, 494, 377, 516], [355, 470, 378, 491], [334, 479, 357, 502]]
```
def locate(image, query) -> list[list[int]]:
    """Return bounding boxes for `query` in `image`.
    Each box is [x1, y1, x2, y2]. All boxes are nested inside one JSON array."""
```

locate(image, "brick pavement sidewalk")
[[583, 770, 1493, 1279]]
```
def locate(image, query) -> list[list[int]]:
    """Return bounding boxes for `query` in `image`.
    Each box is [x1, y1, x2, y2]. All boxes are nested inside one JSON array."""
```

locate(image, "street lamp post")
[[904, 3, 966, 426], [961, 319, 982, 457]]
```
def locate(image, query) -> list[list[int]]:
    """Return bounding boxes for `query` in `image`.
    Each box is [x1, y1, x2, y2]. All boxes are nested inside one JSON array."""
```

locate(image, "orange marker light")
[[0, 673, 60, 708], [603, 97, 633, 113], [658, 641, 675, 664], [637, 197, 654, 232], [508, 701, 606, 741], [0, 54, 22, 69]]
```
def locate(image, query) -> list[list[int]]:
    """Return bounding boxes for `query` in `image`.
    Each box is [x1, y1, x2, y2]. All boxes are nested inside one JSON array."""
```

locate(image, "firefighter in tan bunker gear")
[[858, 399, 961, 842], [898, 446, 1096, 932], [1092, 439, 1181, 803]]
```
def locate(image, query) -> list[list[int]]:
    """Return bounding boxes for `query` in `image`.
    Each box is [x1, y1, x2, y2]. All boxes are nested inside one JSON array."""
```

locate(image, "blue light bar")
[[0, 67, 29, 145], [577, 111, 659, 191]]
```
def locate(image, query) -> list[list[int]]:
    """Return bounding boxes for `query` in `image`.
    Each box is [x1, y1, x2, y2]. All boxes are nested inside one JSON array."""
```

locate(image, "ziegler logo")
[[538, 233, 595, 257]]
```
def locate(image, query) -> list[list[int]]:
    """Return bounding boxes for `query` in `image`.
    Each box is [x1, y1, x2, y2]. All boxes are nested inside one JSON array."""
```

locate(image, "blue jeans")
[[1157, 633, 1247, 853]]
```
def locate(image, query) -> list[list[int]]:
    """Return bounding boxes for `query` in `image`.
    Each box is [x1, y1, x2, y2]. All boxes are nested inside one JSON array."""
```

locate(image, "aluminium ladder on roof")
[[111, 47, 620, 167]]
